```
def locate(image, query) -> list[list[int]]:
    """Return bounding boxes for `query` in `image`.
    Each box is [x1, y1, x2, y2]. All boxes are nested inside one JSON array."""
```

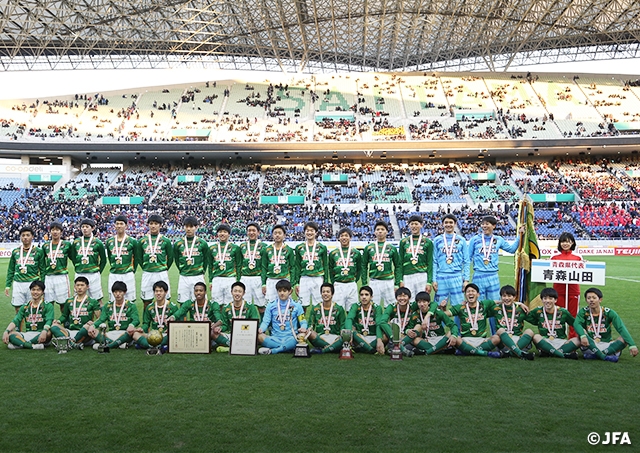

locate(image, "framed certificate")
[[229, 318, 259, 356], [167, 321, 211, 354]]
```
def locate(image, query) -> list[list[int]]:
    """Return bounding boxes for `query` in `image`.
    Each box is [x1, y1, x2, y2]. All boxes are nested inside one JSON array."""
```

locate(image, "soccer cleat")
[[93, 343, 101, 351], [487, 351, 502, 358], [119, 343, 128, 350], [7, 343, 21, 350], [520, 352, 535, 361], [454, 349, 465, 356], [310, 348, 324, 354], [539, 350, 550, 358], [604, 355, 619, 363], [401, 346, 414, 357], [216, 346, 230, 353], [32, 344, 45, 350], [564, 352, 579, 360], [161, 345, 169, 354], [582, 351, 596, 360], [258, 347, 272, 355]]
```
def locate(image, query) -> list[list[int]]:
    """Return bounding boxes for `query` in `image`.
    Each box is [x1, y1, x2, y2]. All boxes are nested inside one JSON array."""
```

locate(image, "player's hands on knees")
[[447, 335, 457, 347], [580, 337, 589, 347], [629, 346, 638, 357], [2, 331, 9, 344], [407, 329, 417, 339], [38, 331, 48, 343]]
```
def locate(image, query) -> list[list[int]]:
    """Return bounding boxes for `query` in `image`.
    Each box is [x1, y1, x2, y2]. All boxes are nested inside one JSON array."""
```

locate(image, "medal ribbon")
[[194, 297, 208, 321], [397, 304, 411, 333], [276, 299, 291, 330], [465, 303, 480, 331], [155, 301, 168, 328], [49, 240, 62, 267], [273, 245, 284, 268], [443, 233, 455, 261], [361, 304, 372, 333], [409, 235, 422, 262], [71, 294, 88, 321], [29, 299, 42, 327], [305, 241, 317, 267], [502, 303, 517, 334], [247, 240, 259, 267], [113, 300, 127, 328], [148, 233, 162, 259], [320, 303, 334, 331], [419, 311, 431, 336], [114, 234, 127, 261], [231, 301, 245, 319], [338, 244, 352, 273], [80, 235, 94, 261], [543, 306, 558, 337], [481, 235, 494, 262], [184, 236, 197, 263], [217, 241, 230, 268], [19, 244, 34, 270], [374, 241, 388, 268], [589, 308, 604, 340]]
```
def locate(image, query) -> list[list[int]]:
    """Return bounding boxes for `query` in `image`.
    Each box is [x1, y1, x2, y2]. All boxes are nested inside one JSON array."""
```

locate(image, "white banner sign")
[[531, 259, 606, 286]]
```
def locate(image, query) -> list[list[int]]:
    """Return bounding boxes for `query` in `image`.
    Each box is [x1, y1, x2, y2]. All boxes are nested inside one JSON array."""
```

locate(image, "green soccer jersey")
[[345, 303, 384, 338], [327, 245, 362, 284], [574, 306, 636, 347], [175, 299, 222, 323], [407, 308, 458, 338], [220, 301, 260, 333], [71, 235, 107, 274], [208, 241, 242, 280], [6, 245, 46, 287], [526, 306, 575, 340], [449, 300, 496, 338], [399, 234, 434, 281], [381, 303, 414, 336], [307, 302, 346, 335], [59, 295, 101, 329], [261, 243, 296, 285], [12, 300, 54, 332], [490, 303, 528, 336], [105, 235, 138, 274], [362, 241, 402, 286], [239, 240, 266, 277], [42, 240, 73, 276], [293, 241, 328, 285], [174, 236, 210, 276], [136, 233, 174, 272], [96, 300, 140, 331], [142, 301, 181, 332]]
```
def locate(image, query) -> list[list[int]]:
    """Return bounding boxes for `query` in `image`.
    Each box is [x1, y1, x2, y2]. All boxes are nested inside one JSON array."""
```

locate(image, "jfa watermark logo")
[[588, 432, 631, 445]]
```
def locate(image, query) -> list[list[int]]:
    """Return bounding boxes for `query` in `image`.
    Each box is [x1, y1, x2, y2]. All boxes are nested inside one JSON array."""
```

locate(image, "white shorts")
[[140, 271, 170, 301], [333, 282, 358, 313], [546, 338, 569, 350], [426, 335, 445, 347], [45, 274, 71, 304], [403, 272, 429, 301], [241, 276, 266, 307], [362, 335, 377, 344], [264, 277, 287, 304], [594, 341, 611, 351], [106, 330, 132, 343], [210, 276, 236, 305], [369, 279, 396, 307], [297, 275, 323, 307], [10, 281, 32, 307], [320, 333, 339, 344], [108, 272, 136, 302], [75, 272, 104, 300], [462, 337, 486, 348], [178, 274, 206, 304], [22, 331, 41, 342]]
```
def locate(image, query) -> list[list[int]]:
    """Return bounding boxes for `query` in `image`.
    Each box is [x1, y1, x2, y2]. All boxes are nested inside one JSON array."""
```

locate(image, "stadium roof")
[[2, 0, 640, 73]]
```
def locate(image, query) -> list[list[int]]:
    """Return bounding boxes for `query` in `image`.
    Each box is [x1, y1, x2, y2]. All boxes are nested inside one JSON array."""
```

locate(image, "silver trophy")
[[96, 323, 110, 353], [52, 336, 73, 354]]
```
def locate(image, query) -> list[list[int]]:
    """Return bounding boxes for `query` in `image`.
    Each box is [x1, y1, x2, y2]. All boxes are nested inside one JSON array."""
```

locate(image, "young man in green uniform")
[[42, 221, 72, 306], [170, 281, 223, 348], [527, 287, 579, 359], [174, 216, 210, 305], [404, 291, 458, 355], [261, 225, 296, 304], [5, 226, 46, 311], [217, 281, 260, 351], [3, 280, 52, 349], [91, 281, 141, 350], [327, 227, 362, 313], [51, 276, 101, 346], [239, 222, 267, 312], [344, 286, 386, 354], [307, 283, 346, 354], [71, 218, 107, 303], [105, 215, 138, 303], [399, 215, 434, 302], [575, 287, 638, 362], [137, 214, 174, 308], [294, 221, 328, 308], [379, 287, 416, 356], [490, 285, 536, 358], [362, 221, 401, 307], [209, 224, 242, 305], [133, 281, 180, 351]]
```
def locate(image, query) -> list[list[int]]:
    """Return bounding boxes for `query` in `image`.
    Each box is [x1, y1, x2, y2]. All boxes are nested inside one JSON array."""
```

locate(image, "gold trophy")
[[147, 329, 163, 355], [293, 330, 311, 358], [339, 329, 354, 360]]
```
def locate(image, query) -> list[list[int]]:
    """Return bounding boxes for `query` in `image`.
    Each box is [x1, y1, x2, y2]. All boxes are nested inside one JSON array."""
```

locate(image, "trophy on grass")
[[147, 329, 163, 356], [52, 336, 73, 354], [390, 323, 403, 361], [293, 329, 312, 358], [96, 323, 110, 353], [339, 329, 354, 360]]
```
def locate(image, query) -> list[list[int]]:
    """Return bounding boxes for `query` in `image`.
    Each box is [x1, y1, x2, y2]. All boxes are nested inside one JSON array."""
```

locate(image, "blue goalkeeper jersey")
[[260, 298, 307, 338], [468, 234, 519, 273], [432, 233, 470, 280]]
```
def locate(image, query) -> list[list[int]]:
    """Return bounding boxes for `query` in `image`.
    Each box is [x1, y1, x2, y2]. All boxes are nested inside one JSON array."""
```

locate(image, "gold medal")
[[31, 324, 38, 331], [307, 264, 314, 271], [81, 258, 89, 265], [280, 325, 285, 331], [411, 259, 418, 265], [149, 256, 157, 263], [274, 266, 281, 274], [548, 335, 555, 341], [73, 319, 80, 325], [20, 267, 27, 274], [363, 329, 369, 336], [595, 337, 601, 343], [377, 265, 384, 272], [446, 258, 453, 264], [51, 263, 57, 269], [471, 329, 477, 336], [219, 264, 226, 270], [115, 325, 121, 330], [248, 263, 255, 270], [324, 329, 330, 335], [341, 269, 349, 276], [483, 260, 489, 265], [115, 257, 122, 265], [186, 258, 194, 265]]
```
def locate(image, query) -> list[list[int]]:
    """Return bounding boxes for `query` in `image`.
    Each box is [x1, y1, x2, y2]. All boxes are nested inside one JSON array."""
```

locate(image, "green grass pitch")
[[0, 256, 638, 453]]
